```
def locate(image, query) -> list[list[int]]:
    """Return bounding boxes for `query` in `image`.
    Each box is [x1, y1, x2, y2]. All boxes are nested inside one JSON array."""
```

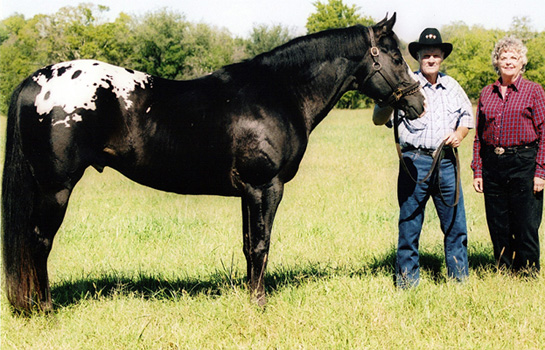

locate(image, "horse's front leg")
[[241, 178, 284, 306]]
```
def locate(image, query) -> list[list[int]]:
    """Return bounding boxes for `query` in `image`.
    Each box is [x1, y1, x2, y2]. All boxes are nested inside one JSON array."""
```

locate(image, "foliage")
[[245, 24, 294, 57], [127, 9, 191, 79], [0, 14, 46, 112], [510, 17, 545, 87], [35, 4, 113, 63], [525, 32, 545, 85], [305, 0, 374, 34], [441, 23, 502, 100], [508, 16, 536, 42], [181, 23, 239, 78]]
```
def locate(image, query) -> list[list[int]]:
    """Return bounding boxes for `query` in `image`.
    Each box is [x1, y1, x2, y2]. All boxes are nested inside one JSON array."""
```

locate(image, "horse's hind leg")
[[32, 185, 76, 310], [3, 162, 79, 313]]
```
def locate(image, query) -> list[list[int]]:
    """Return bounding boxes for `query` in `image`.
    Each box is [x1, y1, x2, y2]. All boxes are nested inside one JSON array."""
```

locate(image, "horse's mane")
[[212, 25, 369, 81], [255, 25, 368, 70]]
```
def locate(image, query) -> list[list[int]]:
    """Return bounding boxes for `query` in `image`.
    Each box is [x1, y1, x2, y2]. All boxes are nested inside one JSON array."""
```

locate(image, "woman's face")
[[498, 49, 523, 82]]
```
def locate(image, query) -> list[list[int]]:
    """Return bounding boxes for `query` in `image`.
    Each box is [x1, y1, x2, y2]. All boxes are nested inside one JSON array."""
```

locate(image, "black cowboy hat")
[[408, 28, 453, 60]]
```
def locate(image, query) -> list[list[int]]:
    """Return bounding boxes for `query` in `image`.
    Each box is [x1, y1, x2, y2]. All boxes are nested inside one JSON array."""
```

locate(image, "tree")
[[524, 32, 545, 87], [441, 22, 502, 100], [245, 24, 294, 57], [35, 4, 113, 62], [0, 14, 48, 112], [508, 16, 545, 87], [128, 10, 240, 80], [181, 23, 239, 78], [508, 16, 536, 42], [128, 9, 190, 79], [306, 0, 373, 34]]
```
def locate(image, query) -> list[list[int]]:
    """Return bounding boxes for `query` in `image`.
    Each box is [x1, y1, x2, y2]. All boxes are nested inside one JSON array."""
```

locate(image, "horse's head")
[[356, 14, 425, 120]]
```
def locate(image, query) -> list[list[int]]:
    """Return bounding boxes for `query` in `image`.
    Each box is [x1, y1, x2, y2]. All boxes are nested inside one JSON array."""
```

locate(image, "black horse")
[[2, 14, 424, 312]]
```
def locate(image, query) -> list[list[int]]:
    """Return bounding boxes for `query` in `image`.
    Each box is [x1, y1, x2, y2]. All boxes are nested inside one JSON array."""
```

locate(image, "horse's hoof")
[[251, 294, 267, 307]]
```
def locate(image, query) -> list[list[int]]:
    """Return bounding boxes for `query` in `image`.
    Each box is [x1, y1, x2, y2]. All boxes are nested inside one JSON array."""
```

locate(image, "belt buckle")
[[494, 147, 505, 155]]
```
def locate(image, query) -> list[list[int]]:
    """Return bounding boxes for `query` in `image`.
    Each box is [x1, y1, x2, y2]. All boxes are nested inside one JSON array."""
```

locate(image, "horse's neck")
[[294, 58, 358, 133]]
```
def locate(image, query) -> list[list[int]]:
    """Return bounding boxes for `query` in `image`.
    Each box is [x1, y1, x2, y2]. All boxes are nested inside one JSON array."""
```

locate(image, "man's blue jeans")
[[396, 149, 469, 288]]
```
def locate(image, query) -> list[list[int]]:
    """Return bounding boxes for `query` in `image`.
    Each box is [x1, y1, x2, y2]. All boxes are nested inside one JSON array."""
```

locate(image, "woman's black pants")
[[482, 146, 543, 273]]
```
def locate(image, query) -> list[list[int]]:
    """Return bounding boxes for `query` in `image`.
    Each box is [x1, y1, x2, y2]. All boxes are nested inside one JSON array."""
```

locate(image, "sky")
[[1, 0, 544, 42]]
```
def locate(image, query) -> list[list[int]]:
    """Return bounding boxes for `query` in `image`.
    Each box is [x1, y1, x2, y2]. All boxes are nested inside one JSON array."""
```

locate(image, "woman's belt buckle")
[[494, 147, 505, 155]]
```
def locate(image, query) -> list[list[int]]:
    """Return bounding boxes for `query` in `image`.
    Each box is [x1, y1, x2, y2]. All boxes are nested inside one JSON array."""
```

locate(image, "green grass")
[[1, 110, 544, 349]]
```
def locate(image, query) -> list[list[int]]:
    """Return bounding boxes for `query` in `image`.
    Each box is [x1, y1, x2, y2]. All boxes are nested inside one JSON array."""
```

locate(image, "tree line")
[[1, 1, 544, 114]]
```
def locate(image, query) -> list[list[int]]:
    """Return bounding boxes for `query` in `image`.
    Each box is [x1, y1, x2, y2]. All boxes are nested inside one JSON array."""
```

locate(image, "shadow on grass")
[[50, 246, 497, 310], [50, 263, 336, 309], [51, 273, 233, 308], [366, 245, 497, 283]]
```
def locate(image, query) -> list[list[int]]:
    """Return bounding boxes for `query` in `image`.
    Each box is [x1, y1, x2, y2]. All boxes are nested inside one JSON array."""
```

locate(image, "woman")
[[471, 36, 545, 275]]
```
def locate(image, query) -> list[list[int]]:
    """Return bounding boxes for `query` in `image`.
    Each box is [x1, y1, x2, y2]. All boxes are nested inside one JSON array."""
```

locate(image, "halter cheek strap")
[[362, 27, 421, 107]]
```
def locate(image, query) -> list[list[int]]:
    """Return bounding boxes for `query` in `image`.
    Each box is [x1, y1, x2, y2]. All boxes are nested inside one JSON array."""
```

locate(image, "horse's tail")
[[1, 82, 48, 312]]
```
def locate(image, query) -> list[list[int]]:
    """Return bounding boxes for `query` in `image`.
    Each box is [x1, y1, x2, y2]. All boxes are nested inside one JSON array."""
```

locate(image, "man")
[[373, 28, 474, 288]]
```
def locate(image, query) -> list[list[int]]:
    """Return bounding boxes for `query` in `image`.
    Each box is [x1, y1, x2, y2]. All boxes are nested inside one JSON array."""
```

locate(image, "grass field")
[[1, 110, 544, 349]]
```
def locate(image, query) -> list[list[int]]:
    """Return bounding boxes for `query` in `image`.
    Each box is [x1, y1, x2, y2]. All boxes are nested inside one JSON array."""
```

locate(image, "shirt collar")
[[415, 71, 446, 89], [493, 75, 522, 93]]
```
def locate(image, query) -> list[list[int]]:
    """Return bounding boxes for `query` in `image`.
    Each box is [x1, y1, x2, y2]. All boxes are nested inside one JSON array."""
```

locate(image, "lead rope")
[[393, 109, 460, 207]]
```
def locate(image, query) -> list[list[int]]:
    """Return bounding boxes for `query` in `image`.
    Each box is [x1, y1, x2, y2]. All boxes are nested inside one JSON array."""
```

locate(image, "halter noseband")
[[361, 27, 421, 107]]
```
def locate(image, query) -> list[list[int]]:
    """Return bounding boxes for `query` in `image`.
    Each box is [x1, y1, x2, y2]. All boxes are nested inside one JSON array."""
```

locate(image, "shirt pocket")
[[402, 116, 428, 133], [446, 105, 462, 129]]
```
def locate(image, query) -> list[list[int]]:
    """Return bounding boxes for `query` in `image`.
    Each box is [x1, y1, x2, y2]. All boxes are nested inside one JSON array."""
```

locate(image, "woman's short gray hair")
[[491, 36, 528, 74]]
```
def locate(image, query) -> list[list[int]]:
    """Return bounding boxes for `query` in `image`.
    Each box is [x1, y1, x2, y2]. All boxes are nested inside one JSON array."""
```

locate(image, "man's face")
[[418, 47, 444, 79]]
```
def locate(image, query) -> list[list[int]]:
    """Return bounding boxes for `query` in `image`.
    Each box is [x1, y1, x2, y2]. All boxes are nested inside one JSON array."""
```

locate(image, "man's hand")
[[444, 131, 463, 148], [444, 126, 469, 148]]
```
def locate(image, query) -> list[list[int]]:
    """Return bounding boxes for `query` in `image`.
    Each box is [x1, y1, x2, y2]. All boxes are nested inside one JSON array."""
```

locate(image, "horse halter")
[[361, 27, 421, 107]]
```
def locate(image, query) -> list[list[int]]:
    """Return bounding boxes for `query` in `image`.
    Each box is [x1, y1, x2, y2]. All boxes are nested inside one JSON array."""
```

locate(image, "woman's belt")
[[488, 141, 538, 155]]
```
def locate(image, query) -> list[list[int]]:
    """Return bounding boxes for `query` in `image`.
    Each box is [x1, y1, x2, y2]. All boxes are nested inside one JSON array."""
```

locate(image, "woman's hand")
[[473, 178, 484, 193], [534, 177, 545, 194]]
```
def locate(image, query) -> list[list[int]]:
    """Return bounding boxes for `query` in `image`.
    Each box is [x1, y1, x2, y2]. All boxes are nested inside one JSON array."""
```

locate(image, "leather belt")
[[491, 142, 537, 155], [402, 146, 446, 158]]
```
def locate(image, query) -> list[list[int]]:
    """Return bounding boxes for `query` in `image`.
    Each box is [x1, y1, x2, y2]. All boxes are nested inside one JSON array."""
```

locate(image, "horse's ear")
[[374, 12, 396, 36], [385, 12, 396, 30]]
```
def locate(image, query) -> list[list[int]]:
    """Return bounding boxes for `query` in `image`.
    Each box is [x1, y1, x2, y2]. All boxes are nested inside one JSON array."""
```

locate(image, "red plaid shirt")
[[471, 76, 545, 178]]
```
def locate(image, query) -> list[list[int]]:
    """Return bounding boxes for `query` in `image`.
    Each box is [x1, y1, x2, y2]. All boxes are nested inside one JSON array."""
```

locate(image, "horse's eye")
[[392, 54, 403, 65]]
